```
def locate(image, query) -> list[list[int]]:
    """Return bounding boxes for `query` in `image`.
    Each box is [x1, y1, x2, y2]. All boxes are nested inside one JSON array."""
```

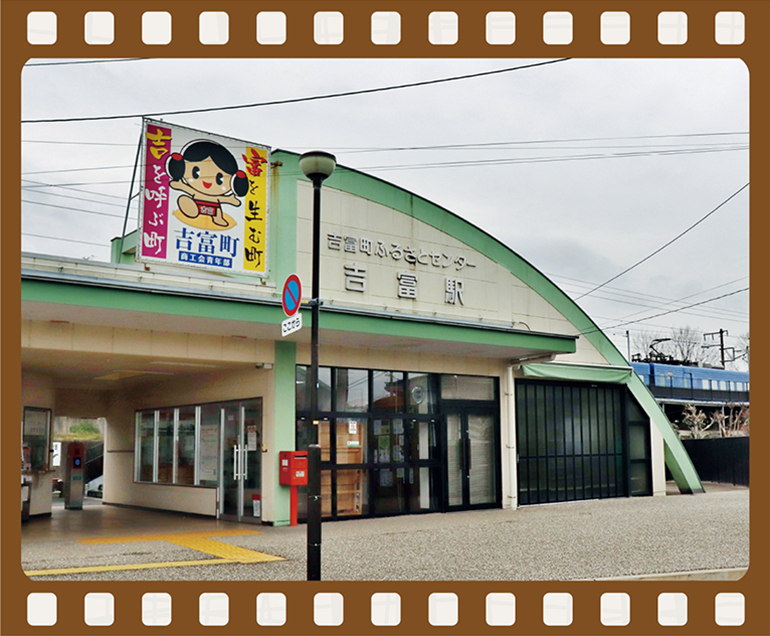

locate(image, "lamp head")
[[299, 151, 337, 181]]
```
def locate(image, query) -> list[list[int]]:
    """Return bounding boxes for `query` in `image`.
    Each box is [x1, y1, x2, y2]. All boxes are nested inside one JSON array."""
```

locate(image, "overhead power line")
[[22, 165, 135, 177], [21, 131, 748, 150], [22, 190, 126, 208], [21, 143, 746, 179], [582, 287, 749, 335], [575, 182, 750, 301], [605, 276, 749, 322], [337, 131, 749, 154], [22, 232, 111, 247], [21, 179, 131, 189], [357, 145, 748, 172], [25, 58, 147, 67], [551, 272, 750, 321], [21, 58, 570, 124], [21, 178, 128, 200], [22, 199, 135, 219]]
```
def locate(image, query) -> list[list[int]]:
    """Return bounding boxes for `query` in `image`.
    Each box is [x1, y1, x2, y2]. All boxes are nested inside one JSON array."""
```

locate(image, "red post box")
[[279, 451, 308, 527], [279, 450, 308, 486]]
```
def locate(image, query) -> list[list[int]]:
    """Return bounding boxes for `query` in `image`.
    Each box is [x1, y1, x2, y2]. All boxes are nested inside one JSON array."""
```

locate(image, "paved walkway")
[[22, 483, 748, 581]]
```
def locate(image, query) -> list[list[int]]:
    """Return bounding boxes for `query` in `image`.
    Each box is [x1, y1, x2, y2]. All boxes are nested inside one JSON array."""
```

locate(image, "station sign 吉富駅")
[[137, 119, 269, 277]]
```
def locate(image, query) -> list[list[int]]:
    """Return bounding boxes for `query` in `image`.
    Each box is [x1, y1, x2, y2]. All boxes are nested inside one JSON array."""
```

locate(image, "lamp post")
[[299, 150, 336, 581]]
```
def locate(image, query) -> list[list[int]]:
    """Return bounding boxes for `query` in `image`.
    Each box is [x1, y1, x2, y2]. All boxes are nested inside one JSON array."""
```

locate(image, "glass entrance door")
[[445, 408, 498, 510], [220, 399, 262, 523]]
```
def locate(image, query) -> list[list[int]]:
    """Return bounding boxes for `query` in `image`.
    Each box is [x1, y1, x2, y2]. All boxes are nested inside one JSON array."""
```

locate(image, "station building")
[[21, 134, 704, 524]]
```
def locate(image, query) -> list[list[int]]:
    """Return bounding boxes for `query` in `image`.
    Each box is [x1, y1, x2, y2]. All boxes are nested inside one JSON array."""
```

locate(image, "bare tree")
[[631, 326, 720, 366], [671, 326, 719, 366], [710, 404, 750, 437], [631, 330, 669, 362], [678, 404, 714, 439], [737, 331, 750, 365]]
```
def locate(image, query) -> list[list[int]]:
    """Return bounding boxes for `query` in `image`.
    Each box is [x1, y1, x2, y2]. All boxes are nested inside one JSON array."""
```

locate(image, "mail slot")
[[279, 450, 308, 486]]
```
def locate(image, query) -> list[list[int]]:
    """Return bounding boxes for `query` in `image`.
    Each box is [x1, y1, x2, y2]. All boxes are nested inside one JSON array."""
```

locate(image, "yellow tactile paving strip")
[[25, 529, 285, 577], [25, 559, 232, 577]]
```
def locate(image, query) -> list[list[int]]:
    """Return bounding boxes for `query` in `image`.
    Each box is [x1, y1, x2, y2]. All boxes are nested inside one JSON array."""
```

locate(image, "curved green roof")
[[274, 149, 703, 495]]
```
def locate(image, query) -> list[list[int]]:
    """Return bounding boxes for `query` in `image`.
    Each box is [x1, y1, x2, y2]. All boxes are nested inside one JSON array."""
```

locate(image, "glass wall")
[[23, 407, 52, 472], [135, 399, 259, 488], [176, 406, 196, 485], [515, 380, 651, 505], [296, 366, 499, 519]]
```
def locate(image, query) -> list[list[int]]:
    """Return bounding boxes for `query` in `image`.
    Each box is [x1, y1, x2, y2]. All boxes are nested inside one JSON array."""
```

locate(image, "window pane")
[[137, 411, 155, 482], [198, 404, 220, 487], [409, 466, 439, 512], [372, 419, 406, 464], [176, 406, 196, 485], [372, 371, 405, 412], [336, 368, 368, 411], [337, 418, 366, 464], [336, 469, 368, 516], [23, 408, 51, 471], [296, 366, 332, 412], [297, 469, 334, 520], [373, 468, 407, 514], [629, 425, 649, 460], [408, 418, 438, 461], [440, 374, 495, 400], [407, 373, 437, 413], [243, 399, 262, 492], [630, 461, 650, 495], [296, 418, 331, 462], [157, 408, 175, 483]]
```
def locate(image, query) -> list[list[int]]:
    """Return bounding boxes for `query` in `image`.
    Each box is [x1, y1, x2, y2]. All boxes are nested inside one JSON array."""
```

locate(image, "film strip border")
[[4, 0, 764, 635], [22, 8, 746, 49], [22, 587, 749, 630]]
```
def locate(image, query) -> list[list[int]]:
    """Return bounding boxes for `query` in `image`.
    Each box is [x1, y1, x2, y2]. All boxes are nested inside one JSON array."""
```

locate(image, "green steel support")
[[272, 340, 297, 525]]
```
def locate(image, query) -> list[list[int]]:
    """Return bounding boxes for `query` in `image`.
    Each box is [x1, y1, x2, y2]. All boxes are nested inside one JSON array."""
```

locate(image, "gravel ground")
[[22, 485, 748, 581]]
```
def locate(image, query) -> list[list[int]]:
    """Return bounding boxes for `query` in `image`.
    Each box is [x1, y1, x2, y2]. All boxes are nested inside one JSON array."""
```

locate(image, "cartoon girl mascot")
[[167, 140, 248, 228]]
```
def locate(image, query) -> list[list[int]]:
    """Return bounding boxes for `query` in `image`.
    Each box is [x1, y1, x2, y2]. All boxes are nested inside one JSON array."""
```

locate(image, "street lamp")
[[299, 150, 336, 581]]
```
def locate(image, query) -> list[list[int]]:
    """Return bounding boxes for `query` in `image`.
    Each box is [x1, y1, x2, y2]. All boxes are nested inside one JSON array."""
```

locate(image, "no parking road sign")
[[281, 274, 302, 317], [281, 274, 303, 337]]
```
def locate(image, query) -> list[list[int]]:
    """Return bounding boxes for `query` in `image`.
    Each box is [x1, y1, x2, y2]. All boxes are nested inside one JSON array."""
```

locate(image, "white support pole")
[[505, 364, 518, 509]]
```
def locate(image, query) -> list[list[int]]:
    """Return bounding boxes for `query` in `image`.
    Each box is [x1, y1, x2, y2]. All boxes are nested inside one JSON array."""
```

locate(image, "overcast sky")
[[20, 57, 749, 366]]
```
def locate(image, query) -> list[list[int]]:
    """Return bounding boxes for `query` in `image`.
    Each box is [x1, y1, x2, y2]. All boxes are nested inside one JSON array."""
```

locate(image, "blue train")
[[631, 362, 749, 405]]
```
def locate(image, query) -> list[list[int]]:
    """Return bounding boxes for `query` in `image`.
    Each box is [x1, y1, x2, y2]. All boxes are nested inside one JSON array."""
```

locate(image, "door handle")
[[465, 438, 472, 472], [242, 447, 248, 480], [233, 444, 240, 480]]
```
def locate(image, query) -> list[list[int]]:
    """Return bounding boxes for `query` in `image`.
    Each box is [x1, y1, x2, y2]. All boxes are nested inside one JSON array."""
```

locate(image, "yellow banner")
[[242, 146, 269, 274]]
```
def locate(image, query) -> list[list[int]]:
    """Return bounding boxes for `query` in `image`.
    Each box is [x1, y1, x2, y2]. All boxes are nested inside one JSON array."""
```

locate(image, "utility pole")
[[703, 329, 735, 369], [626, 330, 631, 362]]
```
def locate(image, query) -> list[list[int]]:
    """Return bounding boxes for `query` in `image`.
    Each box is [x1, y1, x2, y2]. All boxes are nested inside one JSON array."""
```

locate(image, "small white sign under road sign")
[[281, 313, 302, 337]]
